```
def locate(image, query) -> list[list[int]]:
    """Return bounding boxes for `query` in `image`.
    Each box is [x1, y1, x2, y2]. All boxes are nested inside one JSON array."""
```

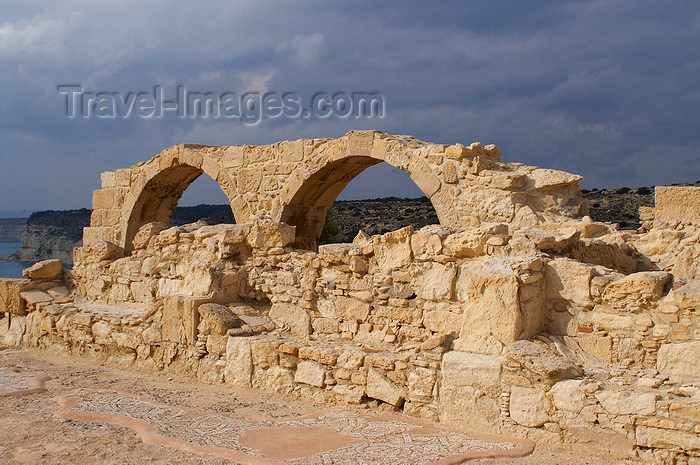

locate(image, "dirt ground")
[[0, 347, 634, 465]]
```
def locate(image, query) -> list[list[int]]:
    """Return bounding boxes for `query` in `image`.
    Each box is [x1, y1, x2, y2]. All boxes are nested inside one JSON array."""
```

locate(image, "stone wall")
[[1, 133, 699, 464], [654, 186, 700, 229], [85, 131, 587, 251]]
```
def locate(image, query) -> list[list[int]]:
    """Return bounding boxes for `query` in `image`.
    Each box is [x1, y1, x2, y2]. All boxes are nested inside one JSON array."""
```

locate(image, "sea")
[[0, 242, 28, 278]]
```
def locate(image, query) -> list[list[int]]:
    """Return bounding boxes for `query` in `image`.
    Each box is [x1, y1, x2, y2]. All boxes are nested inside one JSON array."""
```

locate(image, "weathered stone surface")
[[225, 336, 253, 387], [595, 390, 656, 416], [602, 271, 671, 312], [440, 351, 502, 431], [20, 290, 53, 306], [294, 360, 325, 387], [654, 185, 700, 228], [162, 296, 202, 345], [455, 265, 522, 354], [132, 222, 168, 250], [549, 379, 585, 413], [373, 226, 413, 273], [545, 258, 595, 309], [198, 303, 242, 335], [509, 386, 549, 427], [407, 367, 437, 397], [656, 341, 700, 378], [334, 296, 371, 322], [442, 229, 489, 258], [269, 303, 310, 337], [412, 263, 456, 300], [22, 259, 62, 280], [366, 368, 405, 406], [635, 426, 700, 451], [505, 340, 581, 385]]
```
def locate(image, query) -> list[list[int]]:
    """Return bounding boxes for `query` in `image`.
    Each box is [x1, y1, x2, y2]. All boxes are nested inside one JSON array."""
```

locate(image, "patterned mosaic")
[[55, 389, 522, 464], [0, 369, 48, 396]]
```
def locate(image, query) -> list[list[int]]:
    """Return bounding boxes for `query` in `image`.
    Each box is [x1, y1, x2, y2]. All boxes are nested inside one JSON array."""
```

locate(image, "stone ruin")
[[1, 131, 699, 463]]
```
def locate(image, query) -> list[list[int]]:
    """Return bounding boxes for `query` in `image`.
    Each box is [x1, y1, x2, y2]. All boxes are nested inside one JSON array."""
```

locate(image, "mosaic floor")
[[53, 388, 533, 464], [0, 367, 49, 397], [0, 365, 533, 464]]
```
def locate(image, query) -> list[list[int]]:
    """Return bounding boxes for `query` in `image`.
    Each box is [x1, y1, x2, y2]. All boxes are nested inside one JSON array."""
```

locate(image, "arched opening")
[[171, 174, 235, 226], [124, 165, 233, 252], [281, 159, 440, 249]]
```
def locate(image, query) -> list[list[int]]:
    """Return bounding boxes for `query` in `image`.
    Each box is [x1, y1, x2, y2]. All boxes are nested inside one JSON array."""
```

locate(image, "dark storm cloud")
[[1, 0, 698, 211]]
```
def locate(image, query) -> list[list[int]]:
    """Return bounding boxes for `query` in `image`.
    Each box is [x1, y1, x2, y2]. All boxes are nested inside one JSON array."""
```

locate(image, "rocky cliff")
[[0, 218, 27, 242], [6, 209, 90, 264]]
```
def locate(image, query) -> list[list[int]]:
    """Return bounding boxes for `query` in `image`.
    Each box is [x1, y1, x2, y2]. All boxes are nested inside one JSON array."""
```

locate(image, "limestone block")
[[522, 227, 580, 253], [130, 281, 154, 304], [20, 290, 53, 307], [83, 240, 124, 261], [439, 351, 502, 431], [445, 144, 470, 160], [0, 279, 27, 315], [657, 342, 700, 378], [574, 333, 612, 362], [549, 379, 585, 413], [92, 188, 114, 209], [247, 220, 295, 248], [595, 390, 657, 416], [410, 229, 443, 260], [334, 296, 371, 322], [3, 314, 26, 346], [407, 367, 437, 397], [545, 258, 595, 309], [635, 426, 700, 451], [509, 386, 549, 427], [669, 401, 700, 423], [528, 168, 583, 190], [198, 303, 242, 336], [455, 266, 522, 353], [182, 260, 216, 296], [294, 360, 325, 387], [654, 186, 700, 227], [442, 229, 489, 258], [670, 280, 700, 312], [412, 263, 456, 300], [505, 340, 581, 385], [373, 226, 413, 273], [132, 222, 169, 250], [157, 279, 185, 298], [674, 243, 700, 281], [269, 303, 311, 337], [442, 162, 458, 184], [225, 336, 253, 387], [311, 317, 339, 334], [602, 271, 671, 312], [422, 310, 463, 334], [366, 368, 405, 406], [332, 384, 365, 404], [577, 310, 645, 334], [337, 351, 365, 370], [162, 296, 206, 345], [22, 259, 62, 280]]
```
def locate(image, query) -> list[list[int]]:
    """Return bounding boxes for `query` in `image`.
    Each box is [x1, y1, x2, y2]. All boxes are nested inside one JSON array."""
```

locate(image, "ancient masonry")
[[1, 131, 699, 463]]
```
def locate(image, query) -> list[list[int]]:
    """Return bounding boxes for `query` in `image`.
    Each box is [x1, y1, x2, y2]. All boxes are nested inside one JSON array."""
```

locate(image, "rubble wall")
[[1, 132, 699, 464], [2, 216, 699, 463]]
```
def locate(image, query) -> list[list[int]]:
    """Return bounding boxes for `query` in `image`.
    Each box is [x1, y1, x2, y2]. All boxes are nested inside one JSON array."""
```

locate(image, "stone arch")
[[278, 132, 460, 249], [117, 145, 242, 252]]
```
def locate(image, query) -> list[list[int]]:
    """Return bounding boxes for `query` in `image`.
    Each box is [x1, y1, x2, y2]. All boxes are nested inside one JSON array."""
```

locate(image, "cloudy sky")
[[0, 1, 698, 214]]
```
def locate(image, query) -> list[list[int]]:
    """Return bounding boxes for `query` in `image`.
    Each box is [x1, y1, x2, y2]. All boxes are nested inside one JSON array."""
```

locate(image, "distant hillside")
[[583, 181, 700, 229], [0, 218, 27, 241], [6, 209, 91, 264]]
